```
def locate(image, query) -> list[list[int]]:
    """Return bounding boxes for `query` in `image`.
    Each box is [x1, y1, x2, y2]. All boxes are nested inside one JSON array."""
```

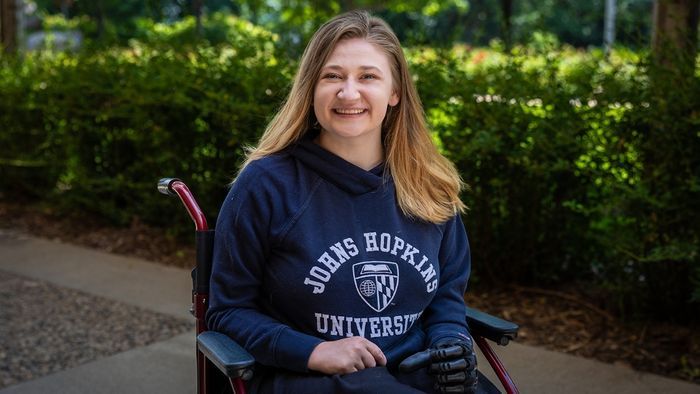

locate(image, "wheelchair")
[[158, 178, 520, 394]]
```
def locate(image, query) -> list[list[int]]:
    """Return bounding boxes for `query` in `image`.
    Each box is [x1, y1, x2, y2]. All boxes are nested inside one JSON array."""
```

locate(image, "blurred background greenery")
[[0, 0, 698, 325]]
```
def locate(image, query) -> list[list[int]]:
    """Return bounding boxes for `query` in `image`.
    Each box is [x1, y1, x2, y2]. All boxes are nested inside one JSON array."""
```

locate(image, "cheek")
[[313, 105, 323, 123], [372, 87, 396, 108], [313, 87, 332, 108], [312, 90, 324, 119], [374, 106, 389, 120]]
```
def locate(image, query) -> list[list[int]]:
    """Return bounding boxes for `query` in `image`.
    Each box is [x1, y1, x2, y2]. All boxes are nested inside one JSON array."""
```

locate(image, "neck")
[[316, 132, 383, 171]]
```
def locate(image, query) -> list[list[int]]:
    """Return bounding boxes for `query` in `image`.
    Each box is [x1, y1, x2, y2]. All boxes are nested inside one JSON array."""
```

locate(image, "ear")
[[389, 91, 399, 107]]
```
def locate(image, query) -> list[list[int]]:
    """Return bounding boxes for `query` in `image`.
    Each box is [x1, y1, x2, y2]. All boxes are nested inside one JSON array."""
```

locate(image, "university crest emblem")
[[353, 261, 399, 312]]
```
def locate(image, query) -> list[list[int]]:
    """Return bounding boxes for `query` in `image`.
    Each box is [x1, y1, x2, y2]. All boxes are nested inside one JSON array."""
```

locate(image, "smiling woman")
[[206, 10, 486, 394], [313, 38, 399, 170]]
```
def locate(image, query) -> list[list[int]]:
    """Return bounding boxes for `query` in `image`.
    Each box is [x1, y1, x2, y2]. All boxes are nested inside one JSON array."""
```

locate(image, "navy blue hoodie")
[[206, 136, 471, 374]]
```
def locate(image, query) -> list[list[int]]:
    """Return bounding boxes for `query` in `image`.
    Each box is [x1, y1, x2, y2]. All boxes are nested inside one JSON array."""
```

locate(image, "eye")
[[322, 73, 342, 80], [361, 73, 378, 80]]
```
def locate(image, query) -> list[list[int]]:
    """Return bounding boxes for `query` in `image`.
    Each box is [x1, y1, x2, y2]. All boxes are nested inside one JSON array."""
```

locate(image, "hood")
[[288, 134, 388, 195]]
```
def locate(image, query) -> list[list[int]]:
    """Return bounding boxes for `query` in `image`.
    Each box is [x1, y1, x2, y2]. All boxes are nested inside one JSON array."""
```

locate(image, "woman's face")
[[313, 38, 399, 147]]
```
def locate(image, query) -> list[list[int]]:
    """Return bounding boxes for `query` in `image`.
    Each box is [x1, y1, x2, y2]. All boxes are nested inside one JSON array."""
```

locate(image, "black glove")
[[399, 337, 478, 394]]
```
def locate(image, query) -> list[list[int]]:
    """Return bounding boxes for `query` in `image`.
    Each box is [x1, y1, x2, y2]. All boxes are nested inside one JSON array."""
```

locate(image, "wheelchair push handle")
[[157, 178, 209, 231], [157, 177, 180, 196]]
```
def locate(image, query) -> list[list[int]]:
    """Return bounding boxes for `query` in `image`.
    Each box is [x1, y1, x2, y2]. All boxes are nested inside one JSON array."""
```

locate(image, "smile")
[[334, 108, 367, 115]]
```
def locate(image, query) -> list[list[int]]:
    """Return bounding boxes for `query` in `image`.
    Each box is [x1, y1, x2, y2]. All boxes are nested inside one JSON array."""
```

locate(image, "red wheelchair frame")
[[158, 178, 520, 394]]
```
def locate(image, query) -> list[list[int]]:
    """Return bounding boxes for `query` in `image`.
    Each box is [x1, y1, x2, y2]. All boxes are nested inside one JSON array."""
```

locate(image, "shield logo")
[[353, 261, 399, 312]]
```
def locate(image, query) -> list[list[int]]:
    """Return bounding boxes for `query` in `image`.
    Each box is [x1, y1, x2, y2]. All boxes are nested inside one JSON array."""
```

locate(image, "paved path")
[[1, 229, 698, 394]]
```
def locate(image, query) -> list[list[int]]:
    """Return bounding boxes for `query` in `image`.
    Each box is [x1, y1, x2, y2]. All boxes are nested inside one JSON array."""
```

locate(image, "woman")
[[207, 10, 484, 393]]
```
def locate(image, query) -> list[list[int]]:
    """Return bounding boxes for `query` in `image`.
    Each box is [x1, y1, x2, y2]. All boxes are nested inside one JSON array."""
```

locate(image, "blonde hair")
[[242, 10, 465, 223]]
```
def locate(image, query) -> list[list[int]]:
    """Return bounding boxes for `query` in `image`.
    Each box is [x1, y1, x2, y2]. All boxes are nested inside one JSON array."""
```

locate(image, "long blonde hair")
[[243, 10, 465, 223]]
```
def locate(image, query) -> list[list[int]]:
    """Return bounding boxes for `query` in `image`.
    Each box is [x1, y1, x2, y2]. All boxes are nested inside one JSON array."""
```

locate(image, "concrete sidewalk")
[[1, 229, 698, 394]]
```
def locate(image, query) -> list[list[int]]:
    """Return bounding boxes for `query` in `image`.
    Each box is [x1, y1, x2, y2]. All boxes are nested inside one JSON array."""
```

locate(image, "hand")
[[307, 336, 387, 375], [399, 337, 478, 394]]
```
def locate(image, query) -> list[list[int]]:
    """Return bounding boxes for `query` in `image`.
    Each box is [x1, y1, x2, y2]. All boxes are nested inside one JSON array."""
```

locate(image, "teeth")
[[335, 108, 365, 114]]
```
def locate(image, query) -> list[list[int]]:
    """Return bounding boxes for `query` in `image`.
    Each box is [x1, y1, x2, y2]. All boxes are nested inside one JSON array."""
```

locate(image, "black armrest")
[[197, 331, 255, 380], [465, 306, 519, 346]]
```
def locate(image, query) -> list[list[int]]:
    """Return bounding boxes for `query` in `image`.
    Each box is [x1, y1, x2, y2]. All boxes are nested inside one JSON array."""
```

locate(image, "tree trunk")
[[0, 0, 18, 53], [193, 0, 202, 37], [604, 0, 617, 56], [60, 0, 71, 18], [95, 0, 104, 39], [652, 0, 699, 74], [642, 2, 699, 306], [500, 0, 513, 49]]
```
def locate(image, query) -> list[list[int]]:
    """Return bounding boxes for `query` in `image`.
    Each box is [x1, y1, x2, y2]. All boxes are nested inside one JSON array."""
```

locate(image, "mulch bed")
[[465, 288, 699, 383], [1, 200, 698, 384]]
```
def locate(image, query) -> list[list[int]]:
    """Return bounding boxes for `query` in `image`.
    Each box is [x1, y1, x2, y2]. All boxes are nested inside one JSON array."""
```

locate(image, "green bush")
[[0, 51, 67, 198], [407, 43, 699, 322], [132, 12, 280, 50], [0, 16, 289, 231], [1, 29, 698, 322]]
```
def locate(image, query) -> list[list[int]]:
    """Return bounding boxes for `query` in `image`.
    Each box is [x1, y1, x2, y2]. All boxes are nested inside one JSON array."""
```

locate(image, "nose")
[[337, 79, 360, 100]]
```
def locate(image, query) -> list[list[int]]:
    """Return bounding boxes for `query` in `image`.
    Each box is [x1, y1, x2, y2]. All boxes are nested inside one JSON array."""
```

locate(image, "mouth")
[[333, 108, 367, 115]]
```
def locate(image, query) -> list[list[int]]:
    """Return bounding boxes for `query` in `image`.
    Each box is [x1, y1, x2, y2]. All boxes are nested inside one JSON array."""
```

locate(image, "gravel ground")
[[0, 270, 192, 389]]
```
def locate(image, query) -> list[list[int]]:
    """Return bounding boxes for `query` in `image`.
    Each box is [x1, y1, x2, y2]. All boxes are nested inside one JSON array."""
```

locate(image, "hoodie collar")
[[289, 134, 387, 195]]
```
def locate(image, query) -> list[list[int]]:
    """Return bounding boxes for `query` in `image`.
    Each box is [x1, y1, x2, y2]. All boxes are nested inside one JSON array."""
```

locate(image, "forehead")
[[323, 38, 393, 71]]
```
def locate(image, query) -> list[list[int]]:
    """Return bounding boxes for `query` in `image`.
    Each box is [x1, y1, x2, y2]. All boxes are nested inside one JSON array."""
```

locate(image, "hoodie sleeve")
[[421, 214, 472, 346], [206, 165, 323, 373]]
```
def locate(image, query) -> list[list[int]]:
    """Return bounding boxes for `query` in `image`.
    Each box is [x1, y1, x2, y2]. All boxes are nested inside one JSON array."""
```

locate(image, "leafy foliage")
[[1, 16, 698, 322], [1, 15, 288, 232], [408, 42, 699, 322], [26, 0, 654, 52]]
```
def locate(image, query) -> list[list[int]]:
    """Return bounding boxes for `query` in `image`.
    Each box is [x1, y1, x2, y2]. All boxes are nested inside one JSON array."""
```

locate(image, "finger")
[[464, 352, 477, 367], [429, 358, 468, 374], [359, 348, 377, 369], [354, 359, 366, 371], [431, 345, 466, 361], [399, 350, 431, 372], [337, 363, 359, 375], [365, 341, 387, 366], [436, 385, 468, 394], [436, 371, 467, 384]]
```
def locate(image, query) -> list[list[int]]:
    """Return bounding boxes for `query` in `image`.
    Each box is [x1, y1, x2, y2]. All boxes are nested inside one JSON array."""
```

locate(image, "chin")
[[328, 130, 375, 139]]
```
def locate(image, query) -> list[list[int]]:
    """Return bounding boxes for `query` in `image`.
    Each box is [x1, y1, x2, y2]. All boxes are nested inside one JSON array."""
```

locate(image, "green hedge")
[[409, 42, 699, 322], [1, 15, 289, 231], [1, 23, 698, 322]]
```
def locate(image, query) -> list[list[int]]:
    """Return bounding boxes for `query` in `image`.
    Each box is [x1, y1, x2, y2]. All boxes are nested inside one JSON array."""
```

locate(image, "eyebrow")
[[322, 64, 384, 73]]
